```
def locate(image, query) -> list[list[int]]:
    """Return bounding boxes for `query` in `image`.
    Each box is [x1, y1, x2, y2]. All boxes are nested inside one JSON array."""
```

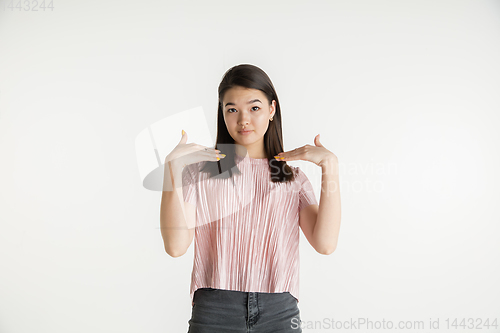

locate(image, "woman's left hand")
[[274, 134, 338, 168]]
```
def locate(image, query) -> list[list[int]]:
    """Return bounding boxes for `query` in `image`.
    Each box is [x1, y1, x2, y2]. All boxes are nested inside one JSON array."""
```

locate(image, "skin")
[[222, 86, 276, 159]]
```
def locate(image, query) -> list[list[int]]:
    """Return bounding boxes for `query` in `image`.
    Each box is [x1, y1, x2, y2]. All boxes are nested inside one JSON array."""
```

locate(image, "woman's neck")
[[235, 145, 266, 159]]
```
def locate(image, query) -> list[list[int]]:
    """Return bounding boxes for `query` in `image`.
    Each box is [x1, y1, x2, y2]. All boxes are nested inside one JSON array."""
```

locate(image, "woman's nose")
[[238, 114, 250, 125]]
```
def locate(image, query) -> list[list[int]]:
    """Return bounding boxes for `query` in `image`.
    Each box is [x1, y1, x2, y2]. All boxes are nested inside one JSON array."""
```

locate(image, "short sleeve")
[[295, 167, 318, 213], [182, 164, 198, 206]]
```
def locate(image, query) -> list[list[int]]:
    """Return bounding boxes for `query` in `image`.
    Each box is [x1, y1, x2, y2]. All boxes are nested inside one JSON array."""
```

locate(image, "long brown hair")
[[199, 64, 295, 183]]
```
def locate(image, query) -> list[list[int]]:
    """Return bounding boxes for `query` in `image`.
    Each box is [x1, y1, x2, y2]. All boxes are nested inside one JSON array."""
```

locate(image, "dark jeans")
[[187, 288, 302, 333]]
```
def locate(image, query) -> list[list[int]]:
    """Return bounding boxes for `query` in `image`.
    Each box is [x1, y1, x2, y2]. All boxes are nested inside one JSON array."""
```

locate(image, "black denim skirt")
[[187, 287, 302, 333]]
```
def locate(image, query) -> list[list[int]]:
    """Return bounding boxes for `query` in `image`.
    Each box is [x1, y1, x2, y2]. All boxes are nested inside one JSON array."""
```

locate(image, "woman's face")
[[222, 86, 276, 157]]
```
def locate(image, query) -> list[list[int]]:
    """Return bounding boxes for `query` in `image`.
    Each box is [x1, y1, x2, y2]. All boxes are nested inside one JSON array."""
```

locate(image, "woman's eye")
[[227, 107, 260, 113]]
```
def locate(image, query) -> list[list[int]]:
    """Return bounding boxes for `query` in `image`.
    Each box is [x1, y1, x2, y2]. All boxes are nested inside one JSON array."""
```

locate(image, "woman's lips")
[[238, 130, 253, 135]]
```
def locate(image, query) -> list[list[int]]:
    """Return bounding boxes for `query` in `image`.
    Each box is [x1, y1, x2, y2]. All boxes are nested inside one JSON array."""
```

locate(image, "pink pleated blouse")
[[182, 153, 318, 305]]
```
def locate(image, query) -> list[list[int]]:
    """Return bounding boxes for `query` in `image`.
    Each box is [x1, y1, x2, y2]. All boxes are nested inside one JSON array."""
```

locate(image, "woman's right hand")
[[165, 130, 225, 168]]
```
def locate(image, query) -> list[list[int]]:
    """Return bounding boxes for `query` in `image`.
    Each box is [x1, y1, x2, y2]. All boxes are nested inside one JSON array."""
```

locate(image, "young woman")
[[160, 64, 341, 333]]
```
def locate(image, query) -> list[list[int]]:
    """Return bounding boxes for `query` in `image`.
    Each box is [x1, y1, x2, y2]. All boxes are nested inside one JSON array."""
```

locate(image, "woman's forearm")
[[160, 160, 193, 257], [312, 158, 341, 254]]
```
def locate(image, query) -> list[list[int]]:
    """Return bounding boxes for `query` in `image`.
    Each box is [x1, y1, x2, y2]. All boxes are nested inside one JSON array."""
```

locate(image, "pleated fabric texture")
[[182, 153, 318, 305]]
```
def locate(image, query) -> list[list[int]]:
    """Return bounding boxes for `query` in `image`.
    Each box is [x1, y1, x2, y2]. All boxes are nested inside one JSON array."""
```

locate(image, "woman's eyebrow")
[[224, 99, 262, 107]]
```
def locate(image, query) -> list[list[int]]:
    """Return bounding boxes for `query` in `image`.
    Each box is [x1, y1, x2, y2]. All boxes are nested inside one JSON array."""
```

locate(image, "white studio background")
[[1, 0, 499, 332]]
